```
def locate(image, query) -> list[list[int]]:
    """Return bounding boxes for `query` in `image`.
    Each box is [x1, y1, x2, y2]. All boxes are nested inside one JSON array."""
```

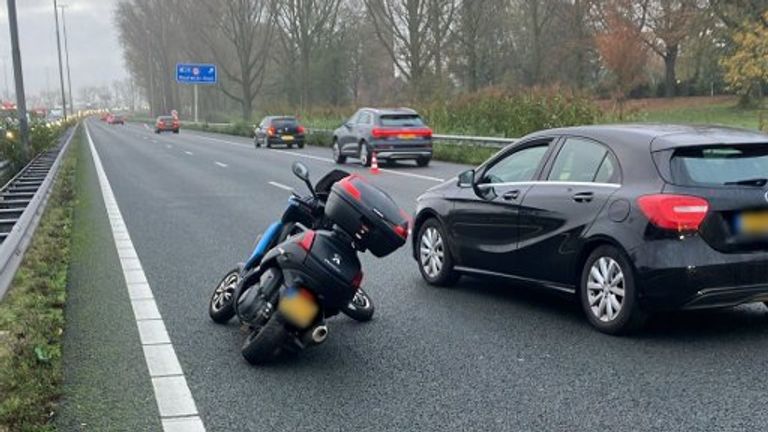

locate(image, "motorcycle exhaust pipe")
[[310, 325, 328, 344]]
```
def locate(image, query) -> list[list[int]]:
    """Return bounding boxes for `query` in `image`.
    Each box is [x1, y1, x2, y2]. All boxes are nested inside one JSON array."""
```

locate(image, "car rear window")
[[271, 118, 297, 127], [670, 144, 768, 186], [158, 116, 172, 121], [379, 115, 424, 127]]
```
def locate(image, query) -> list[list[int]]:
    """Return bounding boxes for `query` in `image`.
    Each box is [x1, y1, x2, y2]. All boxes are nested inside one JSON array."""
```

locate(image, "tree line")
[[115, 0, 768, 120]]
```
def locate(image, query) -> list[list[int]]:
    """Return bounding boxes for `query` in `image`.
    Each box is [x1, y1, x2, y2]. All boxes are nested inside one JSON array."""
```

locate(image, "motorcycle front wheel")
[[341, 288, 375, 322], [209, 268, 239, 323], [241, 314, 294, 365]]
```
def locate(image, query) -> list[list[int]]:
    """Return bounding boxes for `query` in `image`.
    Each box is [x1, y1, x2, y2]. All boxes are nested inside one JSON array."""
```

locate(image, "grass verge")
[[0, 125, 79, 431]]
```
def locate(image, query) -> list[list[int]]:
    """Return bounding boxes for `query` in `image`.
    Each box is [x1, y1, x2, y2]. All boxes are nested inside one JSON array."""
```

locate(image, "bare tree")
[[186, 0, 276, 119], [365, 0, 455, 96], [640, 0, 699, 97], [274, 0, 342, 108]]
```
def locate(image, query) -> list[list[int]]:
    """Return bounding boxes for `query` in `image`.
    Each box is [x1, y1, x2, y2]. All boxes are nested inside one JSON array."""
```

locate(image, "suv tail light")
[[371, 127, 432, 139], [637, 194, 709, 231], [267, 126, 276, 136], [297, 125, 305, 134]]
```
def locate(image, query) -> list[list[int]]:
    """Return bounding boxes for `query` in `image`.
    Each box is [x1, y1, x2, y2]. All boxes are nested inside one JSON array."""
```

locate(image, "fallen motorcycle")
[[208, 162, 409, 364]]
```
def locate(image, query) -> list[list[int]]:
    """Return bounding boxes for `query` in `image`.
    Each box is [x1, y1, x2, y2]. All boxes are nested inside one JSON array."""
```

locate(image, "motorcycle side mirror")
[[292, 161, 316, 198], [292, 161, 310, 182]]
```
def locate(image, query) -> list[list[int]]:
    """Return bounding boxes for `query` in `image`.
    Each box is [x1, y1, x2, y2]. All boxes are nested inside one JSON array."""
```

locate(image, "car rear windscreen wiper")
[[724, 178, 768, 186]]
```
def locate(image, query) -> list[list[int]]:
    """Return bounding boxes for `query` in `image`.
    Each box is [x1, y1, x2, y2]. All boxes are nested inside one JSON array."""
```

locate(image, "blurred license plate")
[[278, 287, 318, 328], [738, 212, 768, 234], [398, 134, 416, 139], [282, 135, 294, 141]]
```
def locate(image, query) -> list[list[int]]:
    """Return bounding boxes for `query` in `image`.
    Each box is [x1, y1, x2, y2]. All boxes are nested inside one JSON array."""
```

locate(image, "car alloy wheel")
[[586, 256, 625, 322], [420, 226, 445, 279], [360, 144, 370, 167]]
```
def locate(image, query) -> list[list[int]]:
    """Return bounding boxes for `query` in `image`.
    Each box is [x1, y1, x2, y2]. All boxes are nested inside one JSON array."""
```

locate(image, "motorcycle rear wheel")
[[241, 314, 294, 365], [209, 268, 240, 323], [341, 288, 375, 322]]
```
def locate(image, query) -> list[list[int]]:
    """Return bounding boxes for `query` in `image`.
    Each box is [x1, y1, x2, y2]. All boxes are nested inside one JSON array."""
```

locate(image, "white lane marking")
[[143, 137, 148, 140], [184, 151, 194, 156], [268, 181, 293, 191], [85, 123, 206, 432], [166, 145, 172, 149], [214, 161, 228, 168], [152, 139, 158, 143], [270, 148, 334, 163], [144, 124, 151, 130]]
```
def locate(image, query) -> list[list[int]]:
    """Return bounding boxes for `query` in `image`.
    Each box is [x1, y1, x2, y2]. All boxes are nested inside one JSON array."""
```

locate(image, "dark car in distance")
[[107, 114, 125, 125], [254, 116, 305, 149], [413, 124, 768, 334], [332, 108, 433, 167], [155, 116, 180, 134]]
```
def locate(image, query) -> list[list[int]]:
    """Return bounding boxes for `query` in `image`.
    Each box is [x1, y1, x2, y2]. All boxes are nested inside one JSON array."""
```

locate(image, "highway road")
[[68, 119, 768, 431]]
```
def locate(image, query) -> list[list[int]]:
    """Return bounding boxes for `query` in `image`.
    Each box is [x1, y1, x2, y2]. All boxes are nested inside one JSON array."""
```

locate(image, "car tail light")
[[352, 271, 363, 290], [298, 230, 316, 251], [297, 125, 305, 134], [371, 127, 432, 139], [267, 126, 276, 136], [637, 194, 709, 231], [394, 224, 408, 239]]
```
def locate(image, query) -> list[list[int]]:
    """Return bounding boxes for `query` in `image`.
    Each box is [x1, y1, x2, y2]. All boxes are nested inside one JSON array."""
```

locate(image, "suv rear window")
[[271, 117, 297, 127], [670, 144, 768, 186], [379, 115, 424, 127]]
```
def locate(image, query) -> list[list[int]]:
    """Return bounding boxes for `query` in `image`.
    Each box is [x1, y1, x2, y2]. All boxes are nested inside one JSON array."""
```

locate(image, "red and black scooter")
[[208, 162, 409, 364]]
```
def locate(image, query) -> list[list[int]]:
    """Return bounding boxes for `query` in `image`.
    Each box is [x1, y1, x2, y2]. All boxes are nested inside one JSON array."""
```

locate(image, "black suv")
[[413, 124, 768, 334], [332, 108, 433, 167]]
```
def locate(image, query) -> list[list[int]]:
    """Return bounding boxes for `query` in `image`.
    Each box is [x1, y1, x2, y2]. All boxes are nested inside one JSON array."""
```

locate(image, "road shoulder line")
[[85, 123, 206, 432]]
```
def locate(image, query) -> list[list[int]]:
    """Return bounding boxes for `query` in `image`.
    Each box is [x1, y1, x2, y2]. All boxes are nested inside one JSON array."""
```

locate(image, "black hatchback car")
[[254, 116, 306, 149], [332, 108, 433, 167], [413, 124, 768, 334]]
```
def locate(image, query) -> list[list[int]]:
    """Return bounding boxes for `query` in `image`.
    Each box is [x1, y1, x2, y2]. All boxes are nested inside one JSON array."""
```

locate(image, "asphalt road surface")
[[81, 119, 768, 431]]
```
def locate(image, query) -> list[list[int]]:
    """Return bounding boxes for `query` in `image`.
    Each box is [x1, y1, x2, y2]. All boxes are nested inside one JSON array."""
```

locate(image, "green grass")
[[631, 102, 767, 131], [0, 126, 78, 431]]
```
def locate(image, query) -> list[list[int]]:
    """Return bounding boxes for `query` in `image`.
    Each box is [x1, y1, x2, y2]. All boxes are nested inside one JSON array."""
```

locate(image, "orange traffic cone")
[[370, 151, 380, 175]]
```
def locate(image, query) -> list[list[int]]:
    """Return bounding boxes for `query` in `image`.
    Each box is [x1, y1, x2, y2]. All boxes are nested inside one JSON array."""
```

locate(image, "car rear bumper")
[[376, 150, 432, 160], [634, 235, 768, 310], [267, 136, 305, 146]]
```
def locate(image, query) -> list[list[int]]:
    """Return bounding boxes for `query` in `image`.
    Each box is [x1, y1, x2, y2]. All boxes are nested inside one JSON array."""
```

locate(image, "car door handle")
[[502, 190, 520, 201], [572, 192, 594, 203]]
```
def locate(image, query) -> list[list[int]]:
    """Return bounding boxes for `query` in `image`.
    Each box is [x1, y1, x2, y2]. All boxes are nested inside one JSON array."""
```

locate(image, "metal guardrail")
[[174, 121, 518, 148], [0, 126, 76, 299], [307, 128, 517, 148]]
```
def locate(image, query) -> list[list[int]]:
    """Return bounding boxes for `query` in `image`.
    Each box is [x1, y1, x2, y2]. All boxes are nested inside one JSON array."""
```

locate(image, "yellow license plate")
[[282, 135, 294, 141], [278, 287, 318, 328], [398, 134, 416, 139], [738, 212, 768, 234]]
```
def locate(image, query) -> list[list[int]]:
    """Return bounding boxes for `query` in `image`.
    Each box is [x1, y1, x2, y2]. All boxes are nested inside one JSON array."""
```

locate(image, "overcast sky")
[[0, 0, 124, 101]]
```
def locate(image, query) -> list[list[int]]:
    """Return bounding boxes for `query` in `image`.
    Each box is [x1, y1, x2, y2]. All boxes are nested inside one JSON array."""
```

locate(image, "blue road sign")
[[176, 63, 217, 84]]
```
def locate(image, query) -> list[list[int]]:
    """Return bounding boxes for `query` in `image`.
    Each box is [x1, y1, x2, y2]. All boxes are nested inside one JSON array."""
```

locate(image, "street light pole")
[[52, 0, 68, 120], [6, 0, 29, 159], [59, 4, 74, 115]]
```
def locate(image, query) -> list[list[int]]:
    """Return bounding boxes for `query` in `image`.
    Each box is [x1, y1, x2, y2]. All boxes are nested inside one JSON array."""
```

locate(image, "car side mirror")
[[457, 169, 475, 188]]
